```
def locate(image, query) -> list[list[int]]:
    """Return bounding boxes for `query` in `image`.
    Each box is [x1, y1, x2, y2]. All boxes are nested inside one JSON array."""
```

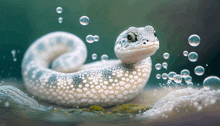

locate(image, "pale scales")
[[21, 25, 159, 107]]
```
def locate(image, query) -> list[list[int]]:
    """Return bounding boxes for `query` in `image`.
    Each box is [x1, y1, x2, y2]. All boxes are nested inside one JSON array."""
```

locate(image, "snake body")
[[22, 26, 159, 107]]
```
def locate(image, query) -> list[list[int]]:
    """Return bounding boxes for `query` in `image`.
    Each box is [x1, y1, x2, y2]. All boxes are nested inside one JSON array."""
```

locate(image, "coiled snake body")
[[22, 26, 159, 107]]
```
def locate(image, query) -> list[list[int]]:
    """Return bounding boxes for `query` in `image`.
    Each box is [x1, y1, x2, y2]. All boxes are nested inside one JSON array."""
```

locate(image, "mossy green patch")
[[89, 105, 104, 111]]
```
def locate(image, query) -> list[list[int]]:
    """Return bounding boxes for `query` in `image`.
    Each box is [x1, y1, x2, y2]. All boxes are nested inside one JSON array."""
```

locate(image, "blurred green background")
[[0, 0, 220, 86]]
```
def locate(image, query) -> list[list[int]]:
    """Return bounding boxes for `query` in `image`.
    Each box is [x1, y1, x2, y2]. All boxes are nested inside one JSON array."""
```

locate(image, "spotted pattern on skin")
[[22, 26, 159, 107]]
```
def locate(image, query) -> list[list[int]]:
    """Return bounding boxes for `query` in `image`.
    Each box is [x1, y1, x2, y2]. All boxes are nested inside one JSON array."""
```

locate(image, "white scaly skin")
[[22, 25, 159, 107]]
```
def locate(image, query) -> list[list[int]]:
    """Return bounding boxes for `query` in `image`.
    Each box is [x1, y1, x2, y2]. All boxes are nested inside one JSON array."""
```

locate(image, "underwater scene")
[[0, 0, 220, 126]]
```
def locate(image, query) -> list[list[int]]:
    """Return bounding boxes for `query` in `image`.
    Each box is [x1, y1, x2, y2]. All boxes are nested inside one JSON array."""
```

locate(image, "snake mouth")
[[115, 41, 159, 53]]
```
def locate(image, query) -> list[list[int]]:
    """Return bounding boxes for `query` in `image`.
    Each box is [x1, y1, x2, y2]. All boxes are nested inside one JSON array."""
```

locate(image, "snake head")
[[114, 25, 159, 64]]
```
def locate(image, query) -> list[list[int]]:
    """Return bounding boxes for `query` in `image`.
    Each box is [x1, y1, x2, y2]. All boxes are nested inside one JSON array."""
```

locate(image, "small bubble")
[[185, 76, 192, 84], [13, 58, 17, 62], [180, 69, 190, 78], [156, 74, 161, 79], [155, 63, 162, 70], [194, 66, 205, 76], [162, 73, 168, 80], [206, 64, 208, 66], [174, 74, 182, 83], [163, 52, 169, 59], [183, 50, 188, 57], [168, 72, 176, 80], [162, 62, 168, 70], [58, 17, 63, 24], [101, 54, 108, 62], [86, 35, 94, 43], [188, 34, 200, 47], [187, 82, 193, 88], [79, 16, 89, 26], [93, 35, 99, 42], [92, 53, 97, 60], [56, 7, 63, 14], [203, 76, 220, 90], [11, 50, 16, 57], [188, 52, 198, 62], [5, 101, 9, 107]]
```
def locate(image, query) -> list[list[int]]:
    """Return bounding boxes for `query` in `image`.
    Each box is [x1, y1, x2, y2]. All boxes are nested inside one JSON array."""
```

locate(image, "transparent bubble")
[[180, 69, 190, 78], [11, 50, 16, 57], [163, 52, 170, 59], [93, 35, 99, 42], [188, 34, 200, 47], [155, 63, 162, 70], [168, 72, 176, 80], [187, 82, 193, 88], [185, 76, 192, 84], [56, 7, 63, 14], [206, 64, 208, 66], [183, 50, 188, 57], [86, 35, 94, 43], [156, 74, 161, 79], [101, 54, 108, 62], [79, 16, 90, 26], [194, 66, 205, 76], [203, 76, 220, 90], [174, 74, 182, 83], [58, 17, 63, 24], [162, 62, 168, 70], [92, 53, 97, 60], [188, 52, 198, 62], [162, 73, 168, 80]]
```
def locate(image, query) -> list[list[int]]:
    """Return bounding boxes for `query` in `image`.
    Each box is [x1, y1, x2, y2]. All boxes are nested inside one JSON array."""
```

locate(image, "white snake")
[[22, 25, 159, 107]]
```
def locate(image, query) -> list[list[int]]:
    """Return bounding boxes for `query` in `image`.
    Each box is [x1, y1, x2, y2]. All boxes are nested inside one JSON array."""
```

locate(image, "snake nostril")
[[147, 40, 149, 42]]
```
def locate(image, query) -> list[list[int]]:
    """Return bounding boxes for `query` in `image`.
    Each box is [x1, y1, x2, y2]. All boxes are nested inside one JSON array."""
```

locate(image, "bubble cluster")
[[92, 53, 97, 60], [58, 17, 63, 24], [183, 51, 188, 57], [174, 74, 182, 83], [79, 16, 90, 26], [11, 50, 17, 62], [101, 54, 108, 62], [180, 69, 190, 78], [194, 66, 205, 76], [156, 74, 161, 79], [162, 62, 168, 70], [163, 52, 170, 59], [93, 35, 99, 42], [188, 52, 198, 62], [203, 76, 220, 90], [188, 34, 200, 47], [56, 7, 63, 14], [155, 63, 162, 70], [162, 73, 168, 80], [86, 35, 94, 43]]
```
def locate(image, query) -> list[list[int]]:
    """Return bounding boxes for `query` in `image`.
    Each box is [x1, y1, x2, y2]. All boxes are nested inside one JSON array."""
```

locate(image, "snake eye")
[[127, 32, 137, 42]]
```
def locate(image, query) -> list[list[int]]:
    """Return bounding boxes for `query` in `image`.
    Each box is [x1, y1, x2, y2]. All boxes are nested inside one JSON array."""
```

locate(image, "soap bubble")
[[187, 82, 193, 88], [194, 66, 205, 76], [156, 74, 161, 79], [92, 53, 97, 60], [185, 76, 192, 84], [162, 73, 168, 80], [183, 51, 188, 57], [180, 69, 190, 78], [188, 34, 200, 47], [174, 74, 182, 83], [155, 63, 162, 70], [203, 76, 220, 90], [86, 35, 94, 43], [163, 52, 169, 59], [162, 62, 168, 70], [79, 16, 89, 26], [101, 54, 108, 62], [168, 72, 176, 80], [56, 7, 63, 14], [93, 35, 99, 42], [58, 17, 63, 24], [188, 52, 198, 62]]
